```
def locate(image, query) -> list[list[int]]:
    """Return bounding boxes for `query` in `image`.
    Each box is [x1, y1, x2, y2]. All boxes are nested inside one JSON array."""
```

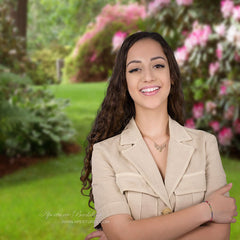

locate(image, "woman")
[[81, 32, 237, 240]]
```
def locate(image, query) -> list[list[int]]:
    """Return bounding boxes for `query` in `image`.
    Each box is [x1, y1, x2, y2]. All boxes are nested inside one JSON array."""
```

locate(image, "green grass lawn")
[[0, 82, 239, 240]]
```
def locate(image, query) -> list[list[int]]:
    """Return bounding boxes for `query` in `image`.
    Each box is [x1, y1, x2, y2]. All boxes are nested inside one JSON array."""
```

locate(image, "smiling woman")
[[81, 32, 237, 240]]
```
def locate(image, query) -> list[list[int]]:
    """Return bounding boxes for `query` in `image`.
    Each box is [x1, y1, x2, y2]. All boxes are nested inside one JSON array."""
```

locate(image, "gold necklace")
[[154, 141, 167, 152], [144, 136, 169, 152]]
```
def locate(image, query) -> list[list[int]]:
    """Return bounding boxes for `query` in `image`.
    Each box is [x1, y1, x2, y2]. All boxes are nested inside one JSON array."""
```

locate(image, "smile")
[[140, 86, 160, 96]]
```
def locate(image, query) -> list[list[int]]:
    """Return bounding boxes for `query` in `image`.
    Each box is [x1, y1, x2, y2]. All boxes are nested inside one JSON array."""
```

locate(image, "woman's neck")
[[135, 109, 169, 140]]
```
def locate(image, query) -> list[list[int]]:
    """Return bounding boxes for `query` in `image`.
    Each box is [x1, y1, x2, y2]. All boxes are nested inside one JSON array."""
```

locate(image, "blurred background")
[[0, 0, 239, 239]]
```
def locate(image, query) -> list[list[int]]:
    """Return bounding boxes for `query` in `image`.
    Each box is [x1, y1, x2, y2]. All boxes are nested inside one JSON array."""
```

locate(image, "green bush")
[[27, 43, 71, 85], [0, 72, 76, 157]]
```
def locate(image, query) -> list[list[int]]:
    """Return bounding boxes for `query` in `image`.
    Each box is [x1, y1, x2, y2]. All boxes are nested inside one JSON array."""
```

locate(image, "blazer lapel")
[[120, 118, 171, 208], [165, 117, 195, 199]]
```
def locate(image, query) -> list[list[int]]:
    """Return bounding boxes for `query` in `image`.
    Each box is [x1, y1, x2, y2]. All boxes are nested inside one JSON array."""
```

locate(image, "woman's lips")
[[140, 86, 160, 96]]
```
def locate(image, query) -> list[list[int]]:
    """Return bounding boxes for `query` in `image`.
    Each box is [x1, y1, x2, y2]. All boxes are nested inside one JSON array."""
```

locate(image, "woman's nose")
[[143, 68, 155, 82]]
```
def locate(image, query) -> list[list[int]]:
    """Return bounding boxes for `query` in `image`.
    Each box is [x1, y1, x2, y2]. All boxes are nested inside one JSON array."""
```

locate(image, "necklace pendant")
[[154, 142, 166, 152]]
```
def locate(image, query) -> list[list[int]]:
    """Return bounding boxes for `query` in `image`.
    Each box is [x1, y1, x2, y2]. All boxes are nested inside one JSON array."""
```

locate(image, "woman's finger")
[[85, 230, 104, 240]]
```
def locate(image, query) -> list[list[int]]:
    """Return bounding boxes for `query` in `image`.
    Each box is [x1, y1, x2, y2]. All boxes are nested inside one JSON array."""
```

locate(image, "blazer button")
[[161, 207, 172, 215]]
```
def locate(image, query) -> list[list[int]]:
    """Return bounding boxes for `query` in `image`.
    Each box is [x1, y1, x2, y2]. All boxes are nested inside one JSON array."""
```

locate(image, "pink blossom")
[[214, 23, 226, 37], [219, 84, 227, 95], [218, 127, 233, 146], [205, 101, 217, 115], [209, 62, 220, 76], [192, 102, 204, 119], [112, 31, 127, 51], [90, 52, 97, 62], [233, 119, 240, 134], [216, 43, 223, 60], [224, 106, 235, 120], [233, 5, 240, 20], [201, 25, 212, 44], [185, 118, 195, 128], [234, 52, 240, 62], [184, 23, 212, 51], [176, 0, 193, 6], [174, 46, 189, 66], [148, 0, 170, 15], [226, 25, 238, 45], [125, 3, 147, 21], [221, 0, 234, 18], [209, 121, 220, 132], [184, 33, 199, 50]]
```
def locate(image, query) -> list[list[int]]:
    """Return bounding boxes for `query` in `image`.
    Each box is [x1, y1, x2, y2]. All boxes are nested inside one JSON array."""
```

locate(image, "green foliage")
[[28, 0, 81, 50], [27, 43, 71, 85], [27, 0, 132, 51], [0, 72, 76, 157], [0, 72, 33, 153]]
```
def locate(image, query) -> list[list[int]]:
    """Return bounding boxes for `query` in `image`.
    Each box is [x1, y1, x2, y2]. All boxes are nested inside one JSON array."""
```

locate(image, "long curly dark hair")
[[80, 31, 185, 209]]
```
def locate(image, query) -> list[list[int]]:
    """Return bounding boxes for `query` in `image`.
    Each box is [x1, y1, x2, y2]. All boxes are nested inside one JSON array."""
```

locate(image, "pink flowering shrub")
[[64, 3, 146, 82], [176, 1, 240, 152], [72, 3, 146, 57], [147, 0, 240, 153]]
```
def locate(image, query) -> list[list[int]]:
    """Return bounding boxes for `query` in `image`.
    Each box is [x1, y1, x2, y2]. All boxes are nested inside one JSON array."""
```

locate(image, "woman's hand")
[[206, 183, 238, 223], [85, 230, 108, 240]]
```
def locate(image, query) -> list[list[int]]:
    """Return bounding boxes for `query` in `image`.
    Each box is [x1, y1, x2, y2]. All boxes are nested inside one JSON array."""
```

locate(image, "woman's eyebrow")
[[151, 56, 166, 61], [126, 60, 141, 67], [127, 56, 166, 67]]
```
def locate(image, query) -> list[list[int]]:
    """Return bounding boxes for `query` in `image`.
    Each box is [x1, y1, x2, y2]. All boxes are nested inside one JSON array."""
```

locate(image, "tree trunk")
[[16, 0, 28, 38], [11, 0, 28, 49]]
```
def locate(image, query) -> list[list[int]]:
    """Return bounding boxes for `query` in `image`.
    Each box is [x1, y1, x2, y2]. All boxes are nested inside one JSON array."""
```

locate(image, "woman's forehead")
[[126, 38, 166, 62]]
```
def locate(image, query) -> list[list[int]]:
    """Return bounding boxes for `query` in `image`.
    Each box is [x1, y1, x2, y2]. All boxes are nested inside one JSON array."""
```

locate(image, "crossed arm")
[[86, 183, 236, 240]]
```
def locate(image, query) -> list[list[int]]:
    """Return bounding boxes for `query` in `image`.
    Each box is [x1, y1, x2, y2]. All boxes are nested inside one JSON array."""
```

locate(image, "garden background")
[[0, 0, 240, 239]]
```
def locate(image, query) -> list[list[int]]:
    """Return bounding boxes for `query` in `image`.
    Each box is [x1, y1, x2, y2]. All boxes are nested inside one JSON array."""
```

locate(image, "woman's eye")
[[154, 64, 165, 69], [128, 68, 140, 73]]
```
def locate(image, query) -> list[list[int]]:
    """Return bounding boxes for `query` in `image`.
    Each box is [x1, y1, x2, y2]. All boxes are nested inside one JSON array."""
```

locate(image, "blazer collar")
[[120, 116, 192, 145], [120, 116, 195, 209]]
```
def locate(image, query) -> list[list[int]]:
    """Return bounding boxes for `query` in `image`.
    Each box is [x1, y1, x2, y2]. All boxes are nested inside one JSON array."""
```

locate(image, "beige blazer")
[[91, 116, 227, 229]]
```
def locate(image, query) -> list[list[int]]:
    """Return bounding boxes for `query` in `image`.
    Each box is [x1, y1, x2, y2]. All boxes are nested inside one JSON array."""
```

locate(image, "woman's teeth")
[[141, 87, 160, 93]]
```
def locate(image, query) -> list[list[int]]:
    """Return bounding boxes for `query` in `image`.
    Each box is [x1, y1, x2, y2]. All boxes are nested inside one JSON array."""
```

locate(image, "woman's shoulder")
[[93, 118, 138, 151], [183, 125, 217, 142], [93, 133, 122, 151], [170, 117, 216, 142]]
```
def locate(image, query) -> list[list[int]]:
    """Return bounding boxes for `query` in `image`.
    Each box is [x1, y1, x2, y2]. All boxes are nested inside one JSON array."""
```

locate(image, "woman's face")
[[126, 38, 171, 114]]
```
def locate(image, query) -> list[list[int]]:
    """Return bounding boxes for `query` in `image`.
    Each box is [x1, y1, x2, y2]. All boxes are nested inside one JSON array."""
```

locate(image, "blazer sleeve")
[[204, 133, 228, 199], [91, 144, 131, 229]]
